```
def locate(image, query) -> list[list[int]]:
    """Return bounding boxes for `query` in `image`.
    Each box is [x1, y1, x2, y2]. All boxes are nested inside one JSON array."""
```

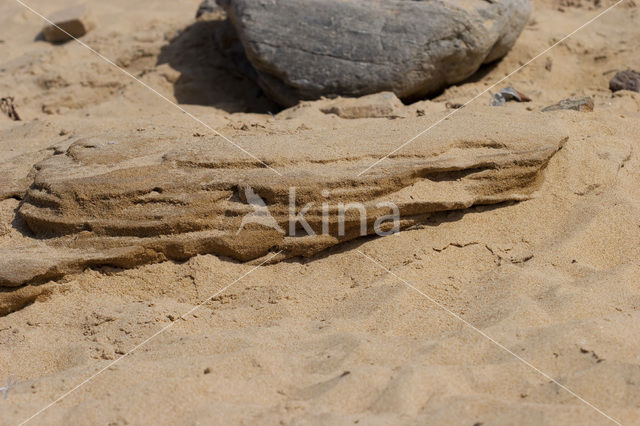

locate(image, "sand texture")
[[1, 0, 640, 425]]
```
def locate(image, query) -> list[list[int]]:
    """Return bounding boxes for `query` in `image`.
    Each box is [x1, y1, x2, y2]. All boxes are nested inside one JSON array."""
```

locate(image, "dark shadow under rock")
[[156, 18, 280, 114]]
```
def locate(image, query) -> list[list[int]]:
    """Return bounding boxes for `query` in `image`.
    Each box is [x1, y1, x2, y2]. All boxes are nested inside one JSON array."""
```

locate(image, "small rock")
[[320, 92, 404, 119], [42, 4, 94, 43], [609, 70, 640, 93], [195, 0, 223, 19], [542, 97, 594, 112], [203, 367, 211, 374], [490, 87, 531, 106], [445, 102, 464, 109]]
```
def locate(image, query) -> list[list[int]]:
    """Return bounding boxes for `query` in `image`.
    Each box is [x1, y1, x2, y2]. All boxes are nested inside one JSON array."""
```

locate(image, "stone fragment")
[[490, 87, 532, 106], [320, 92, 405, 119], [0, 97, 21, 121], [542, 97, 594, 112], [609, 70, 640, 93], [42, 4, 94, 43]]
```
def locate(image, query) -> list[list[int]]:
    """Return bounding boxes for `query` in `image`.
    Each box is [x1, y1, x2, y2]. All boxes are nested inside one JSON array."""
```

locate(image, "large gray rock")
[[217, 0, 531, 106]]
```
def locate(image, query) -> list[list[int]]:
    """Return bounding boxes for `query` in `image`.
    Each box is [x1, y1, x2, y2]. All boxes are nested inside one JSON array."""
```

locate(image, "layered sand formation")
[[1, 110, 564, 287]]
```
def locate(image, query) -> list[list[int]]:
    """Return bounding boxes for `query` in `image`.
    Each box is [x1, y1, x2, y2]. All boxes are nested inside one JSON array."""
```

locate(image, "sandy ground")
[[1, 0, 640, 424]]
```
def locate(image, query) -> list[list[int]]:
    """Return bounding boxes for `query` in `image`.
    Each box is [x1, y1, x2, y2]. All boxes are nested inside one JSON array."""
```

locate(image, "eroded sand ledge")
[[0, 109, 565, 287]]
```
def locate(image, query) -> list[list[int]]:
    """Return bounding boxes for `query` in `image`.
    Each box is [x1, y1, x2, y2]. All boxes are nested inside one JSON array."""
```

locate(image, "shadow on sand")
[[156, 19, 280, 114]]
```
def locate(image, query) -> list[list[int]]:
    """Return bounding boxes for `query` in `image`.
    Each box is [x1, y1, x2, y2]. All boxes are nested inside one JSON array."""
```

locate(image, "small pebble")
[[42, 4, 95, 43]]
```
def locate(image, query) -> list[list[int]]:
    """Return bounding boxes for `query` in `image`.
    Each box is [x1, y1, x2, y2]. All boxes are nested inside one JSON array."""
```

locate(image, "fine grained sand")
[[1, 0, 640, 425]]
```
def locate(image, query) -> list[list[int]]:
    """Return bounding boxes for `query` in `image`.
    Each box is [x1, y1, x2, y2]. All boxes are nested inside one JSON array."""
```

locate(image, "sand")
[[1, 0, 640, 424]]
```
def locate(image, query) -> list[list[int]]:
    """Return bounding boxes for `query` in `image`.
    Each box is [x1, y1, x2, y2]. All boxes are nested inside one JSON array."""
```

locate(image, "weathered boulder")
[[0, 109, 564, 287], [217, 0, 531, 106]]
